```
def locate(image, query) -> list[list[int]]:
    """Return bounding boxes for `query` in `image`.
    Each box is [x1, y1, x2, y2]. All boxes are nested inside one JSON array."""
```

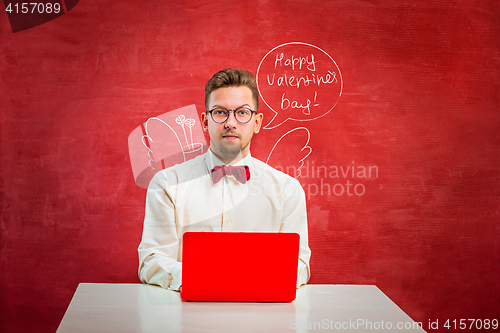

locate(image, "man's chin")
[[211, 141, 243, 164]]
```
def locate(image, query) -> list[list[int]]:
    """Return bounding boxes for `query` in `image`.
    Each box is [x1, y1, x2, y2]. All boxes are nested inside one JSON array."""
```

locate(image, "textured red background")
[[1, 1, 499, 332]]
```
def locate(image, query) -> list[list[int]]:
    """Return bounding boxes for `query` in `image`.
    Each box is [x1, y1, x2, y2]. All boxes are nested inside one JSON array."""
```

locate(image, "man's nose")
[[224, 111, 238, 128]]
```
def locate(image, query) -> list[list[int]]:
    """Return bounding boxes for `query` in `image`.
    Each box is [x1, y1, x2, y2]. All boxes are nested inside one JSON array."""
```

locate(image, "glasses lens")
[[211, 108, 229, 123], [234, 107, 252, 123]]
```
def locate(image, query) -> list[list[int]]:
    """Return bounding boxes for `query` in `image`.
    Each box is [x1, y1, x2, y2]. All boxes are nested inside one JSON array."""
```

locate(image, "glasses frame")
[[207, 106, 256, 124]]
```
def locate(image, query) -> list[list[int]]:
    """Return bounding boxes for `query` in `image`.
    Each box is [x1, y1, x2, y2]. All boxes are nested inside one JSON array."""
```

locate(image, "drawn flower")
[[175, 115, 185, 125], [175, 114, 190, 150], [185, 118, 196, 150]]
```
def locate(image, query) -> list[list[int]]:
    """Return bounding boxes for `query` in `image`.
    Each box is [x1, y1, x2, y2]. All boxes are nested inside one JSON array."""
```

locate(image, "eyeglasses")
[[207, 106, 256, 124]]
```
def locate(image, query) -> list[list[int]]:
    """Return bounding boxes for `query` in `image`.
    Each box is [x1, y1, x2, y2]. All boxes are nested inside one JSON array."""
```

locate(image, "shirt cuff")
[[167, 262, 182, 291], [296, 258, 310, 288]]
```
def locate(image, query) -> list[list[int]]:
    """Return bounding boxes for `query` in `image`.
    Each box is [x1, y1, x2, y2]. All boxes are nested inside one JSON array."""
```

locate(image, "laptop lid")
[[181, 232, 299, 302]]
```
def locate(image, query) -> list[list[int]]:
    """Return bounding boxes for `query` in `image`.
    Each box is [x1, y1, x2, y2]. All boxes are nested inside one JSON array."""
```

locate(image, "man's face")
[[202, 86, 263, 164]]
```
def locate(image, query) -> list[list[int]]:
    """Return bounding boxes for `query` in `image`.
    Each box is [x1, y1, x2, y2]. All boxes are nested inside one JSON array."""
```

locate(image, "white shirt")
[[138, 149, 311, 290]]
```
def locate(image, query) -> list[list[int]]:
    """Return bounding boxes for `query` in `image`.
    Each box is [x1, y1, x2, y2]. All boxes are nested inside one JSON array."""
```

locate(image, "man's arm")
[[138, 171, 182, 291], [280, 179, 311, 288]]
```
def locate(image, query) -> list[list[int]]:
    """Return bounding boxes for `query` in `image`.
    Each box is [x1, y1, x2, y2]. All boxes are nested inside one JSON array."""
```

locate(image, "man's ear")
[[253, 113, 264, 134], [201, 112, 209, 132]]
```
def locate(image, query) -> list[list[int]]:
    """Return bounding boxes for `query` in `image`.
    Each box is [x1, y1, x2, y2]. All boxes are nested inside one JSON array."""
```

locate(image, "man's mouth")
[[222, 133, 239, 140]]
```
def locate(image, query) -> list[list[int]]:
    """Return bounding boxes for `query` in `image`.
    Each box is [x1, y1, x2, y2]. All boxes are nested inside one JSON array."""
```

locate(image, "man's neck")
[[210, 148, 248, 166]]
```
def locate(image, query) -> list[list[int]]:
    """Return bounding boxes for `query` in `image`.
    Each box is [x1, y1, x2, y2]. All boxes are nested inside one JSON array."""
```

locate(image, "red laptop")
[[181, 232, 300, 302]]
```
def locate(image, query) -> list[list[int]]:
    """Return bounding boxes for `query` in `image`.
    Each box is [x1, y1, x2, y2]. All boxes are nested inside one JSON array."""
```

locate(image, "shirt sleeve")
[[280, 179, 311, 288], [137, 171, 182, 291]]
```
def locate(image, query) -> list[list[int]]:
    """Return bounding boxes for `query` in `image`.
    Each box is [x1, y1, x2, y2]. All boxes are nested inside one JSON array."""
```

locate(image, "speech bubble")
[[256, 42, 343, 129]]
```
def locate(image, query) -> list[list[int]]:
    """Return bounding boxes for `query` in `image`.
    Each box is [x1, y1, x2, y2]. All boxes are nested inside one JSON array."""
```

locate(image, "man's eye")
[[214, 109, 227, 115], [236, 109, 250, 116]]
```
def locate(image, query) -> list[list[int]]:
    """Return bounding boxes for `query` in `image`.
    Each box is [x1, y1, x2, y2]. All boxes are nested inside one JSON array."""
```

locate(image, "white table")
[[57, 284, 426, 332]]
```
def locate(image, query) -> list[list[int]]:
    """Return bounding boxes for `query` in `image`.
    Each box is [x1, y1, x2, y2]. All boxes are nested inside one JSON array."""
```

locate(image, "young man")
[[138, 68, 310, 291]]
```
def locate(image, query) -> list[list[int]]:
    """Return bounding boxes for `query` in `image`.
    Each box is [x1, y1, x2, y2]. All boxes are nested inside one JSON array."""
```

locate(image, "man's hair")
[[205, 68, 259, 110]]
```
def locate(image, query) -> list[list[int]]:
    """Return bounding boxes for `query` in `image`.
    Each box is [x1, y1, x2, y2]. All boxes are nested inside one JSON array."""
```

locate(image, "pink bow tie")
[[211, 165, 250, 184]]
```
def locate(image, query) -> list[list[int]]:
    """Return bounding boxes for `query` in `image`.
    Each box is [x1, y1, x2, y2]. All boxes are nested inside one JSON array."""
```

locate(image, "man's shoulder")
[[151, 153, 208, 185], [168, 152, 207, 171], [249, 156, 302, 186]]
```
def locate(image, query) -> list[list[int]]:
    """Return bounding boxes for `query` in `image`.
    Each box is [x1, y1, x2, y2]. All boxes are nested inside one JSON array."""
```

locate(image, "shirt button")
[[226, 190, 231, 195]]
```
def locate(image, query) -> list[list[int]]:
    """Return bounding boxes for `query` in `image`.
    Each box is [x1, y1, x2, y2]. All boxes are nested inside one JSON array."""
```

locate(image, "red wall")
[[1, 1, 499, 332]]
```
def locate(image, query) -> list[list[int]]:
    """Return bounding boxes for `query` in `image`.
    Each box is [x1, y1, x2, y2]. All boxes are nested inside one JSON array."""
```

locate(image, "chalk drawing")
[[257, 42, 343, 129], [128, 104, 207, 188], [143, 115, 203, 171], [266, 127, 312, 178]]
